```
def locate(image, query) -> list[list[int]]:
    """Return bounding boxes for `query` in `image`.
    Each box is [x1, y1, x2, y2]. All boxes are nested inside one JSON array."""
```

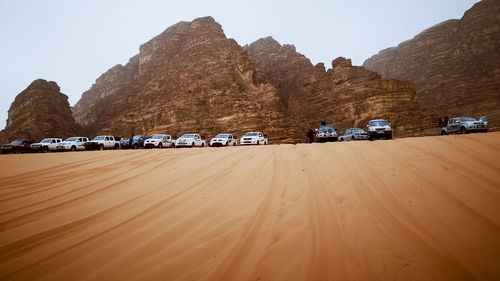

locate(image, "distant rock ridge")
[[0, 79, 78, 143], [245, 37, 436, 137], [363, 0, 500, 131]]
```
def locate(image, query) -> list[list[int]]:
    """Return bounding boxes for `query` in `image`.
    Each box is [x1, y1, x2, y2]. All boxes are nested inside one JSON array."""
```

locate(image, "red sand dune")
[[1, 132, 499, 280]]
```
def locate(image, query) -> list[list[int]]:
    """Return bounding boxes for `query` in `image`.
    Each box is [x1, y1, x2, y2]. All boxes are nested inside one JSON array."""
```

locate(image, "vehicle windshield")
[[152, 135, 164, 139], [318, 126, 335, 132], [352, 129, 364, 133], [245, 132, 259, 136], [65, 137, 78, 142], [41, 139, 52, 143], [133, 136, 144, 141], [181, 134, 195, 138], [11, 140, 22, 145], [93, 136, 105, 140], [369, 120, 388, 126], [458, 117, 477, 122], [215, 134, 229, 138]]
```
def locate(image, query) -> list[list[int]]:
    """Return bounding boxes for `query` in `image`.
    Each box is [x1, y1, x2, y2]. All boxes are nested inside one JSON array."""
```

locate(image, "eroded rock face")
[[0, 79, 78, 143], [245, 37, 436, 138], [73, 17, 301, 143], [363, 0, 500, 131]]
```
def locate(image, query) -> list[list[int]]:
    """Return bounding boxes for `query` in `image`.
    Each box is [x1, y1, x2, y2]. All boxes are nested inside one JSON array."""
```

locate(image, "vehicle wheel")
[[265, 141, 268, 145], [133, 143, 138, 149], [114, 144, 119, 150], [351, 136, 355, 141], [386, 134, 392, 140], [158, 143, 163, 149], [70, 146, 76, 151], [233, 142, 237, 146], [460, 127, 467, 134], [441, 130, 447, 135], [369, 136, 374, 141], [42, 146, 49, 153], [14, 149, 21, 154], [201, 143, 205, 148], [99, 144, 104, 151], [171, 143, 176, 148], [225, 141, 228, 146]]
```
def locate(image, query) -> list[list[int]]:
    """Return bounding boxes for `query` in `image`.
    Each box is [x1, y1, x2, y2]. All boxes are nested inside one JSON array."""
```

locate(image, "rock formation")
[[363, 0, 500, 131], [245, 37, 436, 137], [73, 17, 301, 143], [0, 79, 78, 143]]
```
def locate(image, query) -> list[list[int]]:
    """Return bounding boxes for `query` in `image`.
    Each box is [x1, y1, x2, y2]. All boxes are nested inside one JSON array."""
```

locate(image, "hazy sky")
[[0, 0, 480, 130]]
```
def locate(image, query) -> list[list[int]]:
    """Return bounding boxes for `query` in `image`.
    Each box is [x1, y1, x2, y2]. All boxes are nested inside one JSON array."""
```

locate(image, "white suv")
[[57, 137, 89, 151], [367, 119, 392, 140], [209, 134, 237, 147], [175, 134, 206, 148], [144, 134, 175, 148], [31, 138, 62, 152], [240, 132, 268, 145]]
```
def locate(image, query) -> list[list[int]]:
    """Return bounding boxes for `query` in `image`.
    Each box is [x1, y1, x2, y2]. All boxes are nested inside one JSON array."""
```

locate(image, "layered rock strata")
[[0, 79, 78, 143], [245, 37, 436, 137], [73, 17, 301, 143], [363, 0, 500, 131]]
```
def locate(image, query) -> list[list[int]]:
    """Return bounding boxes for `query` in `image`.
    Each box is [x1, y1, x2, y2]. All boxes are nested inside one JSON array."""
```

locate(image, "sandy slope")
[[0, 133, 499, 281]]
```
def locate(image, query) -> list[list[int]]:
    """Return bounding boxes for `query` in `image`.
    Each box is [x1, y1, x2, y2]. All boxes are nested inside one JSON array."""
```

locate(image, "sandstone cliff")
[[363, 0, 500, 131], [0, 79, 78, 143], [245, 37, 436, 137], [73, 17, 301, 143]]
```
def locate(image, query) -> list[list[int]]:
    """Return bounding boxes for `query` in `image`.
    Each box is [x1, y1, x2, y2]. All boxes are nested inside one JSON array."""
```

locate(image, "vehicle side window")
[[259, 133, 262, 137], [454, 119, 460, 124], [105, 137, 109, 141]]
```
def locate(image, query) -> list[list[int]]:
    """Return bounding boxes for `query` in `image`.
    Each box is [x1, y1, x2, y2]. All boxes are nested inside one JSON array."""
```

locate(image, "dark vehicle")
[[1, 139, 34, 154], [121, 139, 131, 149], [315, 125, 338, 142], [130, 135, 150, 149]]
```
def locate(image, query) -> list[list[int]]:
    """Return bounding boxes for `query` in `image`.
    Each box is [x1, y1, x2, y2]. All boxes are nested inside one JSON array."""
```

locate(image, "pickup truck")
[[209, 133, 238, 147], [439, 117, 488, 135], [84, 135, 121, 150], [144, 134, 175, 148], [1, 139, 34, 154], [175, 134, 206, 148], [57, 137, 89, 151], [30, 138, 63, 152], [240, 132, 268, 145]]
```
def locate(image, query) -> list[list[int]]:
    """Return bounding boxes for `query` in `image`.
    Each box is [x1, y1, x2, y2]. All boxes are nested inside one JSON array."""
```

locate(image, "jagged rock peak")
[[331, 57, 352, 68]]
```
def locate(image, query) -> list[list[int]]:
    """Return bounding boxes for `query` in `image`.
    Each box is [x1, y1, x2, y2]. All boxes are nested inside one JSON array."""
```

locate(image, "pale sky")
[[0, 0, 481, 130]]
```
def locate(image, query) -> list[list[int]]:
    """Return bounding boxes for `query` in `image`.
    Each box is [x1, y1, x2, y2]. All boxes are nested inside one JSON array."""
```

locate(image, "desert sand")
[[0, 133, 499, 281]]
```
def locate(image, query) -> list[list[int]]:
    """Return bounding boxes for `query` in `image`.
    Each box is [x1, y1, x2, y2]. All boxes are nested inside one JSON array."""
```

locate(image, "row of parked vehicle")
[[315, 119, 393, 142], [0, 131, 269, 154], [0, 116, 489, 154], [314, 116, 489, 142]]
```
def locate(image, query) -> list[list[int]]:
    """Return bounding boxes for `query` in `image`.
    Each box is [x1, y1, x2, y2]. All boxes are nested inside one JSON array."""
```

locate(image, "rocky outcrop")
[[245, 37, 436, 138], [73, 17, 301, 143], [0, 79, 78, 143], [363, 0, 500, 131]]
